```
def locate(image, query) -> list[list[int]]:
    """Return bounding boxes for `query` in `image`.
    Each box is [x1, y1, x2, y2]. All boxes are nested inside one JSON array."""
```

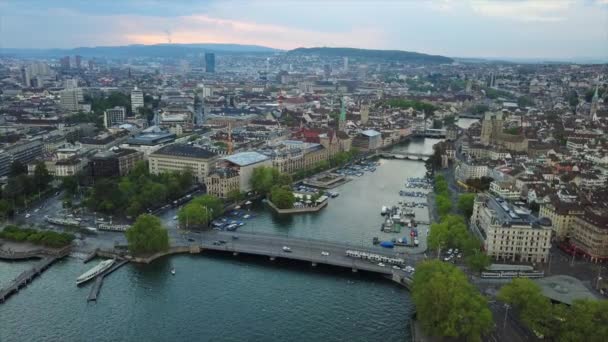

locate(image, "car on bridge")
[[282, 246, 292, 252], [321, 251, 329, 256]]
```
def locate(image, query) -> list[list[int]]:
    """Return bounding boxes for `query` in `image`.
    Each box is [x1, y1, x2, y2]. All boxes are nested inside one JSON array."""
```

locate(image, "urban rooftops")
[[223, 151, 269, 167], [151, 144, 217, 159]]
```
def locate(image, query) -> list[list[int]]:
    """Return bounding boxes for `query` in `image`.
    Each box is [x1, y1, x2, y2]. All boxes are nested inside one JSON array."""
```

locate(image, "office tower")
[[338, 96, 346, 131], [75, 55, 82, 69], [205, 53, 215, 73], [324, 64, 331, 79], [104, 106, 126, 128], [21, 67, 31, 87], [60, 88, 83, 111], [343, 57, 349, 71], [65, 78, 78, 89], [60, 56, 70, 69], [131, 87, 144, 114]]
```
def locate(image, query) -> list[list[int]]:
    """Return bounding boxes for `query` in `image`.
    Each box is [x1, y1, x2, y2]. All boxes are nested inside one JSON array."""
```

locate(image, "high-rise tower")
[[338, 96, 346, 131]]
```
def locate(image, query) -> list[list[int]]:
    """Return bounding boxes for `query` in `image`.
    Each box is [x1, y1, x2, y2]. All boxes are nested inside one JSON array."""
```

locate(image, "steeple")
[[591, 75, 600, 121]]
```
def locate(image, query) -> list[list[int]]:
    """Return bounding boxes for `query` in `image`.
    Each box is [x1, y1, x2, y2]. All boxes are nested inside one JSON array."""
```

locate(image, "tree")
[[436, 194, 452, 217], [412, 260, 493, 341], [465, 251, 491, 272], [498, 278, 554, 337], [61, 176, 79, 197], [33, 162, 52, 191], [270, 186, 295, 209], [558, 299, 608, 342], [227, 189, 245, 203], [9, 160, 27, 177], [250, 166, 282, 194], [178, 202, 210, 228], [567, 90, 579, 109], [517, 96, 535, 107], [125, 214, 169, 255], [457, 193, 476, 218], [190, 195, 223, 219]]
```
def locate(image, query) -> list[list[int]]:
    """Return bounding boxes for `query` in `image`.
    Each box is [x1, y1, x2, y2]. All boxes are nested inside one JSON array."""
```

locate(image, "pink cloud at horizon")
[[118, 14, 386, 50]]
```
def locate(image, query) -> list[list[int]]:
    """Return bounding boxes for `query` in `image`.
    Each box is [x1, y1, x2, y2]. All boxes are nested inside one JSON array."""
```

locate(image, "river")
[[0, 137, 445, 342]]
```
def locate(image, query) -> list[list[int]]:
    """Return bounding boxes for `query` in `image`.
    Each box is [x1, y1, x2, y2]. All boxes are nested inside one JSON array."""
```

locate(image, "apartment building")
[[539, 197, 584, 240], [570, 208, 608, 262], [471, 193, 552, 263]]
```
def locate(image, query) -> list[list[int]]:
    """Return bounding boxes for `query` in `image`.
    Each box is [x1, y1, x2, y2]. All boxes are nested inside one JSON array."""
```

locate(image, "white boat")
[[381, 206, 388, 215], [76, 259, 115, 285], [171, 268, 176, 275]]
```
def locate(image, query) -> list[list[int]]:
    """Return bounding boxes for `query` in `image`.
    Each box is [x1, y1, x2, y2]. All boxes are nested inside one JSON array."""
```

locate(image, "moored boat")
[[76, 259, 115, 285]]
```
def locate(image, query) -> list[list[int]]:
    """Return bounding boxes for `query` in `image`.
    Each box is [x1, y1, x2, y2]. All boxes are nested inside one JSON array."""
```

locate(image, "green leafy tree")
[[465, 251, 491, 272], [125, 214, 169, 255], [498, 278, 554, 337], [558, 299, 608, 342], [436, 194, 452, 217], [61, 176, 79, 197], [178, 202, 210, 228], [227, 189, 245, 203], [33, 162, 52, 191], [190, 194, 223, 219], [250, 166, 282, 194], [412, 260, 493, 341], [9, 160, 27, 177], [457, 193, 476, 218], [270, 186, 295, 209]]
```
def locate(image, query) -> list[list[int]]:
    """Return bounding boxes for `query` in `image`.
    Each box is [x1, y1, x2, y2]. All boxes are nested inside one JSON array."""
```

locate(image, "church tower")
[[591, 77, 600, 121], [338, 96, 346, 132]]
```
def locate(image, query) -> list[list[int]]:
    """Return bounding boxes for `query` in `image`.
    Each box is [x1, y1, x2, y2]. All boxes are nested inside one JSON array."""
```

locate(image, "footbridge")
[[378, 152, 432, 161]]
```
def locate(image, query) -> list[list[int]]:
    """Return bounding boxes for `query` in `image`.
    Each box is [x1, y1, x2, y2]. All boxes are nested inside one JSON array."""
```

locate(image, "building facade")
[[131, 87, 144, 114], [570, 208, 608, 262], [104, 106, 126, 128], [471, 193, 552, 263], [149, 144, 218, 183]]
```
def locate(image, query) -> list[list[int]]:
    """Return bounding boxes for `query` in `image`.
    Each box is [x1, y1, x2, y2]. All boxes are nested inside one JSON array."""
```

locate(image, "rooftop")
[[535, 275, 598, 305], [361, 129, 381, 137], [152, 144, 217, 159], [223, 151, 269, 167]]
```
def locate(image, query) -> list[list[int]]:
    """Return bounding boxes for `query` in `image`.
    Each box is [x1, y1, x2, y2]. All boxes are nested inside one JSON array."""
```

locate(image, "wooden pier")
[[0, 247, 70, 304], [87, 259, 129, 302]]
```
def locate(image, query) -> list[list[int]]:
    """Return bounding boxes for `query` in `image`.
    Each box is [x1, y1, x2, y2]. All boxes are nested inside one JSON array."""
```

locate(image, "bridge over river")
[[120, 231, 422, 288]]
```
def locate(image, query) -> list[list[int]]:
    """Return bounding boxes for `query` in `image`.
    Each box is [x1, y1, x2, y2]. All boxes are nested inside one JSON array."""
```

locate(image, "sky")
[[0, 0, 607, 60]]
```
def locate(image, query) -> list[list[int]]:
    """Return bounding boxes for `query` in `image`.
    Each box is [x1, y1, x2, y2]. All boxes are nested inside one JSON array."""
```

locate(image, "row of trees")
[[412, 260, 493, 341], [85, 161, 193, 217], [0, 225, 74, 248], [434, 174, 452, 217], [385, 98, 437, 116], [270, 186, 296, 209], [293, 149, 360, 181], [498, 278, 608, 341], [250, 166, 292, 194], [0, 161, 53, 219], [177, 195, 223, 228]]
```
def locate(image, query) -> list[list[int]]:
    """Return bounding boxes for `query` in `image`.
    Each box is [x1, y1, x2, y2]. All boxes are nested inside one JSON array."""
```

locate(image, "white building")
[[60, 88, 83, 111], [489, 181, 521, 200], [455, 161, 488, 181], [131, 87, 144, 114], [104, 106, 126, 128], [471, 194, 552, 263], [149, 144, 218, 183]]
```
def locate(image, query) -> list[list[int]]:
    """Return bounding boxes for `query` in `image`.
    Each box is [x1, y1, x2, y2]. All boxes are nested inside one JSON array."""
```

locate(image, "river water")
[[0, 137, 443, 342]]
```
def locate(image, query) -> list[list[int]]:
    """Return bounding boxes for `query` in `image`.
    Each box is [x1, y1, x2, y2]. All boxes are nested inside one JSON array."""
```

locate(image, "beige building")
[[539, 198, 584, 240], [149, 144, 218, 183], [205, 168, 240, 199], [570, 208, 608, 262], [471, 193, 552, 263]]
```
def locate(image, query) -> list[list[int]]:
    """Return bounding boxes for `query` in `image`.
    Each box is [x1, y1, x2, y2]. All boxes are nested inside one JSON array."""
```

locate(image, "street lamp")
[[503, 304, 510, 330]]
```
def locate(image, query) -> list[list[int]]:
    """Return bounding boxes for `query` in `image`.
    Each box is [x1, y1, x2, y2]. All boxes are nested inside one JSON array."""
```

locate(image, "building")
[[471, 193, 552, 263], [60, 88, 83, 111], [89, 148, 144, 178], [21, 67, 31, 87], [149, 144, 218, 183], [205, 168, 240, 199], [104, 106, 126, 128], [122, 128, 177, 158], [539, 197, 584, 240], [55, 157, 87, 177], [352, 130, 382, 151], [360, 104, 370, 125], [455, 160, 488, 181], [489, 181, 521, 200], [131, 87, 144, 114], [570, 208, 608, 262], [219, 151, 272, 193], [0, 152, 12, 177], [205, 53, 215, 73], [5, 139, 44, 166]]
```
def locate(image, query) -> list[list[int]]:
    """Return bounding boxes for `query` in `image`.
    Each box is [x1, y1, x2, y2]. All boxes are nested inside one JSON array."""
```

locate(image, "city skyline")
[[1, 0, 607, 60]]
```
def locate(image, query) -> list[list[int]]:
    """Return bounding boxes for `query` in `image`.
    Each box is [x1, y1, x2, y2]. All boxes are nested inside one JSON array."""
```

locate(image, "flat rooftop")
[[535, 275, 598, 305], [223, 151, 269, 167], [151, 144, 217, 159]]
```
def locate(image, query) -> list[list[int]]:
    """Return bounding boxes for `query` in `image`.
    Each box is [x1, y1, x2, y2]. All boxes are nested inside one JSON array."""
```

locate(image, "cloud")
[[470, 0, 573, 22], [118, 14, 386, 50]]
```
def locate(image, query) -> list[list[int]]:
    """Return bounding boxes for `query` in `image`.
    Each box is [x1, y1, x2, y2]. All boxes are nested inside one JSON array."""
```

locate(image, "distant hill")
[[288, 47, 452, 64], [0, 43, 280, 58]]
